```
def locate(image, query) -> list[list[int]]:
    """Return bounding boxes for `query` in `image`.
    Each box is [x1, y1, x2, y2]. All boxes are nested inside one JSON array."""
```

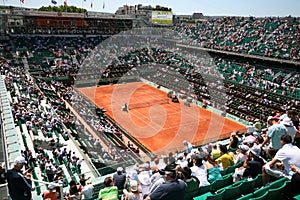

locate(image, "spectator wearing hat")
[[98, 177, 118, 200], [233, 144, 249, 164], [145, 164, 186, 200], [6, 156, 32, 200], [244, 147, 265, 178], [262, 134, 300, 186], [113, 167, 126, 190], [43, 184, 59, 200], [232, 146, 265, 182], [122, 180, 142, 200], [260, 116, 287, 158]]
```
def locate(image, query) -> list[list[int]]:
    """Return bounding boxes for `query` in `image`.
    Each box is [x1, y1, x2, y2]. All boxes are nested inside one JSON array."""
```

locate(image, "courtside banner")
[[150, 11, 173, 25]]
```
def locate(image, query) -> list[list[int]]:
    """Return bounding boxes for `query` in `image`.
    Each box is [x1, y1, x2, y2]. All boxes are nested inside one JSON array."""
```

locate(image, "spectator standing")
[[287, 109, 299, 128], [228, 132, 239, 150], [5, 156, 32, 200], [261, 116, 287, 158], [254, 119, 262, 132], [113, 167, 126, 190], [80, 178, 94, 199], [183, 140, 193, 154], [280, 117, 298, 142], [246, 122, 255, 133]]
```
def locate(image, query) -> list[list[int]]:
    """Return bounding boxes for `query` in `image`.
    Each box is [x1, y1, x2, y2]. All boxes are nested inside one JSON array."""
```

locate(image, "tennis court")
[[78, 82, 246, 153]]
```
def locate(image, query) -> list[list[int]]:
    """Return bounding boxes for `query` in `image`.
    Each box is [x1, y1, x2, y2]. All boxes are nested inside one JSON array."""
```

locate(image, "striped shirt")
[[98, 186, 118, 200]]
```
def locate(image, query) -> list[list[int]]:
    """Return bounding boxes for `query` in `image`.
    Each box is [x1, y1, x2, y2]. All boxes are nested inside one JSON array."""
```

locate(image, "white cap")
[[48, 184, 56, 190], [117, 167, 123, 172], [130, 180, 138, 192], [14, 156, 26, 165], [267, 116, 275, 121], [281, 117, 293, 126]]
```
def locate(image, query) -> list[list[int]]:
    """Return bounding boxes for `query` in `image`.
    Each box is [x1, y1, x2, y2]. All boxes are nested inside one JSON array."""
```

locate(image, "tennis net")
[[128, 98, 169, 110]]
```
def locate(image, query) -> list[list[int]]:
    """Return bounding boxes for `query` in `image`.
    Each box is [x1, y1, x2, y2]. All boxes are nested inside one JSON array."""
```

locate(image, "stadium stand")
[[174, 17, 300, 61], [0, 8, 299, 200]]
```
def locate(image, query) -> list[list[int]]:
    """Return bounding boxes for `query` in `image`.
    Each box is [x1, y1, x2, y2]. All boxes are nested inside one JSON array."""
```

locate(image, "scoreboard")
[[150, 10, 173, 26]]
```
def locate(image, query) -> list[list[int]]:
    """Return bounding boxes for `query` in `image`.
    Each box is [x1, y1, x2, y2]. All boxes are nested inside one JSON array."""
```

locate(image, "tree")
[[38, 5, 86, 13]]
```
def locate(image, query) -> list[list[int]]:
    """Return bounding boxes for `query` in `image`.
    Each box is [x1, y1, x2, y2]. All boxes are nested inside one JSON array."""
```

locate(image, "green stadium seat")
[[250, 191, 269, 200], [220, 182, 243, 200], [207, 190, 225, 200], [268, 177, 288, 189], [252, 174, 263, 189], [194, 190, 225, 200], [294, 194, 300, 200], [240, 178, 255, 195], [237, 192, 253, 200], [211, 173, 233, 191], [267, 181, 288, 200], [198, 184, 213, 195]]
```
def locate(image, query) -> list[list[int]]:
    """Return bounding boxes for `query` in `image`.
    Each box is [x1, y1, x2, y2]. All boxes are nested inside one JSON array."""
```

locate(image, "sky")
[[1, 0, 300, 17]]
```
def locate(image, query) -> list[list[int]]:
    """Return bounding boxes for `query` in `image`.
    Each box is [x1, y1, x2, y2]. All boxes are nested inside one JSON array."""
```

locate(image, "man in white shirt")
[[262, 134, 300, 185], [190, 156, 209, 187], [80, 178, 94, 199], [280, 117, 298, 142]]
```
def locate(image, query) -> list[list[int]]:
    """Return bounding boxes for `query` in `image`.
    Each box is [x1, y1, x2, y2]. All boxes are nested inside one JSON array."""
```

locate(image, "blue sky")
[[1, 0, 300, 16]]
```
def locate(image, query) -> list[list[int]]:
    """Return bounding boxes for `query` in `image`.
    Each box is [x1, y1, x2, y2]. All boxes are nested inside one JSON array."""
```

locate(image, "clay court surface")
[[77, 82, 245, 153]]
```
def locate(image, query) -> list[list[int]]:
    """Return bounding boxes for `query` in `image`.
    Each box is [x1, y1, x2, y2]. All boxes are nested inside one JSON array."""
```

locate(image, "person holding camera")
[[6, 156, 33, 200]]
